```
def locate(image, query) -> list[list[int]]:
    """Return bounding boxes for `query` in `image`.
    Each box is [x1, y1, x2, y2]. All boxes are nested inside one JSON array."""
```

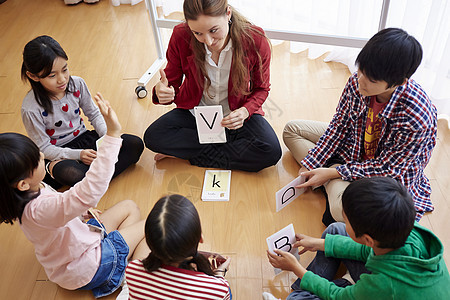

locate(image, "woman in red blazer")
[[143, 0, 281, 172]]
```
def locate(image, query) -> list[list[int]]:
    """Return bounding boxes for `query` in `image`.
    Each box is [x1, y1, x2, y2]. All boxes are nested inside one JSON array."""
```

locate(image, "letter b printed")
[[274, 236, 292, 252]]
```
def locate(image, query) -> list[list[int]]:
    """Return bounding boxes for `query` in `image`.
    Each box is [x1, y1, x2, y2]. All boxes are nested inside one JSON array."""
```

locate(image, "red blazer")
[[152, 23, 271, 117]]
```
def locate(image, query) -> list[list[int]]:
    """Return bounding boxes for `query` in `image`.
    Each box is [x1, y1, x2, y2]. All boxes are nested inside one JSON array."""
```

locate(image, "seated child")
[[21, 35, 143, 188], [283, 28, 437, 224], [125, 194, 232, 299], [0, 94, 147, 298], [267, 177, 450, 299]]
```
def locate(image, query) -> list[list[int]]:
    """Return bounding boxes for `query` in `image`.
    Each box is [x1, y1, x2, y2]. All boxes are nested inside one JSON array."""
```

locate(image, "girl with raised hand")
[[0, 94, 147, 298], [21, 35, 143, 188], [125, 194, 231, 299]]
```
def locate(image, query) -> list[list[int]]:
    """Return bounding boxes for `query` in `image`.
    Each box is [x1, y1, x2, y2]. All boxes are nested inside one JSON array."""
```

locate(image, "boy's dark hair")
[[356, 28, 422, 88], [21, 35, 74, 114], [142, 194, 215, 276], [342, 177, 416, 249], [0, 133, 41, 225]]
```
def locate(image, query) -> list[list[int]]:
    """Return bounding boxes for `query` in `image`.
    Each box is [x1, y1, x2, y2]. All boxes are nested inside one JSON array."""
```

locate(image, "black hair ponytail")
[[142, 252, 163, 272], [188, 252, 215, 276], [142, 194, 216, 276]]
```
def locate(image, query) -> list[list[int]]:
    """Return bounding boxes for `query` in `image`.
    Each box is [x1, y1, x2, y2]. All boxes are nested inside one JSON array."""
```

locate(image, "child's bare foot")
[[154, 153, 176, 161]]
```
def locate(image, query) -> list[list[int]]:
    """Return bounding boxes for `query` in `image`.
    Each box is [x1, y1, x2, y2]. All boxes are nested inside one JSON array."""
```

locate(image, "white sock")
[[116, 281, 129, 300], [342, 270, 355, 285], [262, 292, 281, 300]]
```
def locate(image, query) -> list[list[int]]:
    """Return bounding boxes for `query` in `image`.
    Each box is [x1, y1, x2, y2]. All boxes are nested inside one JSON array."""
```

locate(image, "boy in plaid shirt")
[[283, 28, 437, 224]]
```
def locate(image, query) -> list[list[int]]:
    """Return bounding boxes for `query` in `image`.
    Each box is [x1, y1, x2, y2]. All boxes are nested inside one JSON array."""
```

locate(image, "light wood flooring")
[[0, 0, 449, 299]]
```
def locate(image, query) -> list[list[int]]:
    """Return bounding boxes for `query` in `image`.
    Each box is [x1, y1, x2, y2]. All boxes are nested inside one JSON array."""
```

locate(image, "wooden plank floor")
[[0, 0, 449, 299]]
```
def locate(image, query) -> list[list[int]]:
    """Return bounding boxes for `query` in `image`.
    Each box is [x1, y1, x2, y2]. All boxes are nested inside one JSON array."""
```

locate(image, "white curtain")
[[158, 0, 450, 119]]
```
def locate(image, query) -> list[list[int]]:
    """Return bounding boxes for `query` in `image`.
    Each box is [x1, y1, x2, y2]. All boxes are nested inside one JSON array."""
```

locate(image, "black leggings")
[[144, 109, 282, 172], [45, 130, 144, 187]]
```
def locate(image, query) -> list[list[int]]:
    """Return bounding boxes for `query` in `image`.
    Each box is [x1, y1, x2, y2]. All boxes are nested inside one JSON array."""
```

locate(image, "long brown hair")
[[183, 0, 268, 96]]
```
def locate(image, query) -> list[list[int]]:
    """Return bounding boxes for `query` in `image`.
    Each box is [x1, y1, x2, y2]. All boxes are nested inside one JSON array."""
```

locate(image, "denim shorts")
[[79, 219, 129, 298]]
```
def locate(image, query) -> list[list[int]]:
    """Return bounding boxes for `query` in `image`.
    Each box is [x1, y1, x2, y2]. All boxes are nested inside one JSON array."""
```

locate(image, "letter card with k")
[[201, 170, 231, 201]]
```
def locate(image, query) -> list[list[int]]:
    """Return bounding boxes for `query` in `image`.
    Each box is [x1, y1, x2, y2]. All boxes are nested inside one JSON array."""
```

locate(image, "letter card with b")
[[266, 223, 300, 274]]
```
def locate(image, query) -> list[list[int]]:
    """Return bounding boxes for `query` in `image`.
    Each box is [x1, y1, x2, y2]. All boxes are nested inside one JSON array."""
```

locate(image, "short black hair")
[[342, 177, 416, 249], [356, 28, 422, 87]]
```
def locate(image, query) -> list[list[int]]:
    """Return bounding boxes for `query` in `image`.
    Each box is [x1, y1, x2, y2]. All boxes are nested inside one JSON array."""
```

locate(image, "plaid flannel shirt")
[[301, 73, 437, 220]]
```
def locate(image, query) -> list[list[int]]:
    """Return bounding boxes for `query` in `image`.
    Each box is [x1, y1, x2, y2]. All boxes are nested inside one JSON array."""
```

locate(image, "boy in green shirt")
[[267, 177, 450, 299]]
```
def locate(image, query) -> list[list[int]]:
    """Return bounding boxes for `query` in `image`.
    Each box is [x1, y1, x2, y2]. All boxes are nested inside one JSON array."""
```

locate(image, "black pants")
[[143, 108, 282, 172], [45, 130, 144, 187]]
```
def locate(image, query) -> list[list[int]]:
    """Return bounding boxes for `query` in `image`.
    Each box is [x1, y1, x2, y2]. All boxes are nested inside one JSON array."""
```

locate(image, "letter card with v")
[[194, 105, 227, 144], [266, 223, 300, 274], [275, 175, 306, 212]]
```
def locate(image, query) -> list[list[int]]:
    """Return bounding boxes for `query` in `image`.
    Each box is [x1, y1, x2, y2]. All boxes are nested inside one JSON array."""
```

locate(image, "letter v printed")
[[194, 105, 227, 144]]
